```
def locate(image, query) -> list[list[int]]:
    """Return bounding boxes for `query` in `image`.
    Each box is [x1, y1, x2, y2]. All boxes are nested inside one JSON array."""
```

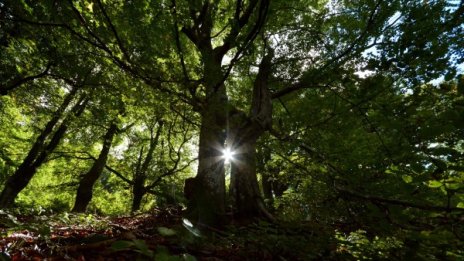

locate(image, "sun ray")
[[222, 147, 235, 163]]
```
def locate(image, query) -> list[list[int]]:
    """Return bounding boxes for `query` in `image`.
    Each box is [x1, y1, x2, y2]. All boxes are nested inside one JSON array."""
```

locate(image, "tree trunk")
[[72, 122, 118, 212], [180, 0, 269, 227], [185, 98, 227, 227], [228, 50, 274, 222], [131, 119, 163, 212], [228, 116, 274, 222], [230, 138, 268, 220], [261, 171, 274, 208], [258, 147, 274, 208], [131, 182, 145, 212], [0, 90, 84, 208], [184, 50, 228, 227]]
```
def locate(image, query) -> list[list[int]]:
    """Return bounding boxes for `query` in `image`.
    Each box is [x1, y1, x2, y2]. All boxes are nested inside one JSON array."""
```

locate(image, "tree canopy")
[[1, 0, 464, 259]]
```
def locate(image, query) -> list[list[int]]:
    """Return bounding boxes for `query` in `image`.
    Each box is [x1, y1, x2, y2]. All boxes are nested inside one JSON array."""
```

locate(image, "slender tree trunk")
[[131, 119, 163, 212], [261, 172, 274, 207], [72, 122, 118, 212], [131, 182, 145, 212], [258, 147, 274, 208], [0, 90, 84, 208], [131, 147, 145, 213]]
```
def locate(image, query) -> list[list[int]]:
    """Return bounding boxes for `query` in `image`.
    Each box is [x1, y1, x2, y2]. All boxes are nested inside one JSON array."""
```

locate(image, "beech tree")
[[1, 0, 463, 229]]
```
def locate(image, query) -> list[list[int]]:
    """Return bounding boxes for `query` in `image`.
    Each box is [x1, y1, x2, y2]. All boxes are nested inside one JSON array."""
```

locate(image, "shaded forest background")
[[1, 0, 464, 260]]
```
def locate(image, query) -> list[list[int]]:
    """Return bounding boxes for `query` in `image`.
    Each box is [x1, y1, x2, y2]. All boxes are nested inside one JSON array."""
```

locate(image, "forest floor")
[[0, 207, 342, 260]]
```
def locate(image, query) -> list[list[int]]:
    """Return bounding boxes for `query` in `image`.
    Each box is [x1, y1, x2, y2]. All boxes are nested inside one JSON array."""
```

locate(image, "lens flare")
[[222, 147, 235, 162]]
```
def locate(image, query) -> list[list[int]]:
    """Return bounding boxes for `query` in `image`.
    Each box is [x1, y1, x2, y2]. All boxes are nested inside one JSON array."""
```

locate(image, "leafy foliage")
[[1, 0, 464, 259]]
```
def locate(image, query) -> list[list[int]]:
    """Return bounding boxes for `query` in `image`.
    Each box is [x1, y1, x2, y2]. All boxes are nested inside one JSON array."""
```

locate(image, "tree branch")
[[1, 62, 52, 95], [272, 0, 383, 98], [95, 0, 131, 62], [335, 185, 464, 213]]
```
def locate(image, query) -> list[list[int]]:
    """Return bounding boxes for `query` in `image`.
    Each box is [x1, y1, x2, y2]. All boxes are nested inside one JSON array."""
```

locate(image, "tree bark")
[[258, 147, 275, 209], [0, 63, 52, 96], [131, 183, 145, 213], [0, 89, 84, 208], [230, 137, 267, 220], [72, 122, 118, 212], [228, 118, 274, 222], [185, 75, 228, 227], [181, 0, 269, 227], [228, 50, 274, 222], [184, 47, 228, 227]]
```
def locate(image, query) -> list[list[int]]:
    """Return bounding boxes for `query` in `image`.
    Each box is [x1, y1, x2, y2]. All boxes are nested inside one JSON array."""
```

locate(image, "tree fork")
[[131, 119, 164, 212], [228, 49, 275, 222]]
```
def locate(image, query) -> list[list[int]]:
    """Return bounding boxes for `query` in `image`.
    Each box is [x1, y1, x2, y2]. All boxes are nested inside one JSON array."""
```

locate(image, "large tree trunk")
[[180, 0, 269, 227], [184, 50, 228, 227], [185, 92, 227, 227], [0, 90, 84, 208], [230, 137, 268, 220], [72, 122, 118, 212], [228, 50, 274, 222], [228, 117, 274, 222], [187, 113, 226, 224]]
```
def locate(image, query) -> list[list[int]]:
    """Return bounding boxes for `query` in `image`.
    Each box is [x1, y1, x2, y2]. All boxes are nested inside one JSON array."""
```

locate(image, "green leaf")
[[155, 252, 181, 261], [133, 239, 154, 257], [428, 180, 443, 188], [86, 2, 94, 12], [111, 240, 134, 251], [157, 227, 177, 236], [402, 175, 413, 183]]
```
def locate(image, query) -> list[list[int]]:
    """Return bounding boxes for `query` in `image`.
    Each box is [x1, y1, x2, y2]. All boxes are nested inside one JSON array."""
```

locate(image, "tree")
[[1, 0, 463, 230], [0, 85, 88, 208], [104, 111, 195, 212], [130, 118, 164, 212], [72, 119, 120, 212]]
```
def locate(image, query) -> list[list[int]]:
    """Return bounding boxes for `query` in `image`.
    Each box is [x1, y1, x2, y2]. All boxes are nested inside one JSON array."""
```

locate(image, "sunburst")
[[222, 147, 235, 163]]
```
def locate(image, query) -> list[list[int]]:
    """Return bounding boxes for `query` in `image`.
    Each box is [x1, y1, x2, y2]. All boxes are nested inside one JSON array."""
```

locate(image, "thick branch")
[[95, 0, 131, 62], [213, 0, 259, 58], [217, 0, 270, 88]]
